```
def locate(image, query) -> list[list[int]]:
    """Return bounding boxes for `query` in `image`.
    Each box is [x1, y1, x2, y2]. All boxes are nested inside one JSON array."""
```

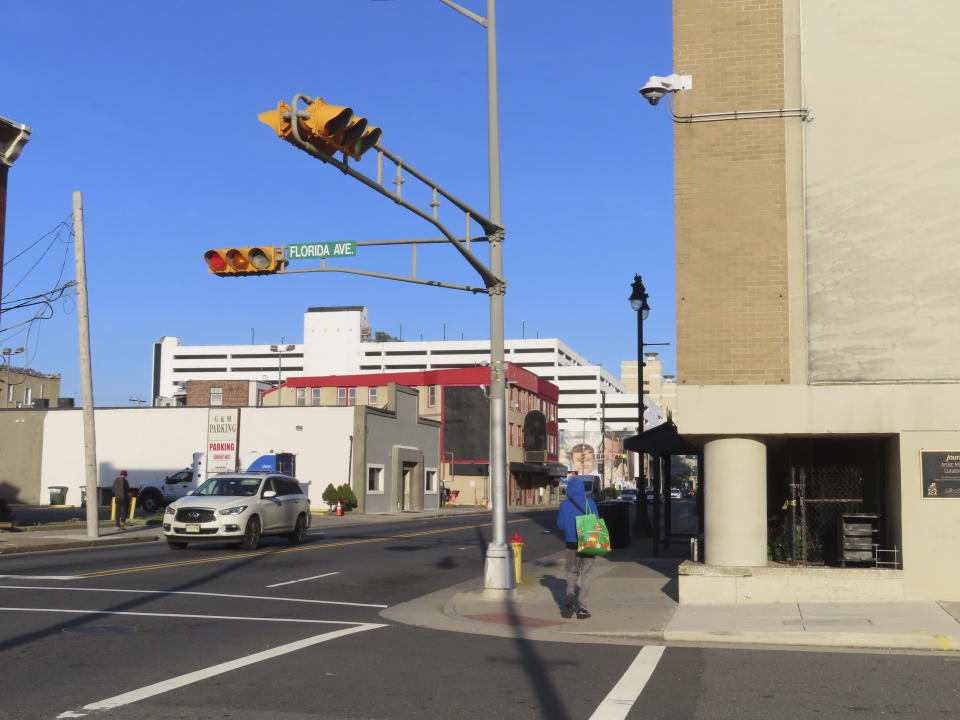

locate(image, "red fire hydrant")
[[509, 530, 525, 584], [335, 501, 343, 517]]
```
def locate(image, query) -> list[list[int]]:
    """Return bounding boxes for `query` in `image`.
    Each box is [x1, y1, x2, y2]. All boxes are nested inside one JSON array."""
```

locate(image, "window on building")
[[427, 385, 438, 407], [209, 387, 223, 406], [367, 466, 383, 493], [368, 387, 378, 405], [311, 388, 321, 406], [509, 423, 515, 446], [296, 387, 306, 407], [24, 387, 32, 406], [348, 387, 357, 406], [338, 387, 346, 406], [425, 469, 437, 493]]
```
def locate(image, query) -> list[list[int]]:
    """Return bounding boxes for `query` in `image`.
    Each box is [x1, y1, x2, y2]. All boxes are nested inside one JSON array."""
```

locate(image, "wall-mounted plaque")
[[920, 451, 960, 498]]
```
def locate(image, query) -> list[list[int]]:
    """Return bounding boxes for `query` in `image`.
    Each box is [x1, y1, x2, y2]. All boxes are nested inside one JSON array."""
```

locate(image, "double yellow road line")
[[80, 518, 529, 579]]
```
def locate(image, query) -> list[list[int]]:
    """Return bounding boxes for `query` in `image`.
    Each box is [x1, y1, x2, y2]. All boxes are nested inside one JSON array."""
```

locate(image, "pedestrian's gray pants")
[[564, 548, 595, 605]]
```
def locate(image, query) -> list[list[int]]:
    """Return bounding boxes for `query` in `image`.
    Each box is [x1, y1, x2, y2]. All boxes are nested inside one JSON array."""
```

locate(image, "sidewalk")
[[0, 524, 163, 554], [384, 539, 960, 653]]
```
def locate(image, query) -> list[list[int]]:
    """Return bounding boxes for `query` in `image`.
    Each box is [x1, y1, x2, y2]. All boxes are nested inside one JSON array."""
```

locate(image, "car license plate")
[[185, 524, 201, 533]]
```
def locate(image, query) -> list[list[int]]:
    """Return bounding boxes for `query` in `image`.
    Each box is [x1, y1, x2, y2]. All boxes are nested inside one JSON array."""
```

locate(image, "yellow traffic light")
[[258, 97, 381, 160], [204, 247, 285, 276]]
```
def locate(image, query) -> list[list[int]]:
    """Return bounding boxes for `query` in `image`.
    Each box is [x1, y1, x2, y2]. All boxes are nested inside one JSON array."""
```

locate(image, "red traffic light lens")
[[204, 250, 226, 272]]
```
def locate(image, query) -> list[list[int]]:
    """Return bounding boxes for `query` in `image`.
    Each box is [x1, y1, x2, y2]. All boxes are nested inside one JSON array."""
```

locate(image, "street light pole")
[[439, 0, 511, 591], [270, 344, 295, 388], [2, 347, 24, 408], [629, 275, 654, 541]]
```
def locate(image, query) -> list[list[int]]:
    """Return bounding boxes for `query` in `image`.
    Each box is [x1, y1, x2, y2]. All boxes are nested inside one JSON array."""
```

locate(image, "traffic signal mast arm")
[[258, 93, 504, 292]]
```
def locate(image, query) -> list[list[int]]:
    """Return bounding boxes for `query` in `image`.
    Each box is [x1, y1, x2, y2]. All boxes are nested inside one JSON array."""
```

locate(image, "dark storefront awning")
[[510, 461, 566, 476], [623, 420, 698, 455]]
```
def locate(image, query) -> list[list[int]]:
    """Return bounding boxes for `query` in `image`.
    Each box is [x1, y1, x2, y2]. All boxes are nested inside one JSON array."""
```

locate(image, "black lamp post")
[[629, 275, 654, 541]]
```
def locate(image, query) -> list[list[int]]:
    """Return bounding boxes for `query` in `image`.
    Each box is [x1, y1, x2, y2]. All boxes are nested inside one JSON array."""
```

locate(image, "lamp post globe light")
[[629, 275, 654, 539]]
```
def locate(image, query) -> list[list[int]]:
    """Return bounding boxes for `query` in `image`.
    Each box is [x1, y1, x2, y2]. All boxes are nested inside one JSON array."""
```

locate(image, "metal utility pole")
[[73, 192, 99, 538], [253, 0, 510, 591], [439, 0, 511, 594]]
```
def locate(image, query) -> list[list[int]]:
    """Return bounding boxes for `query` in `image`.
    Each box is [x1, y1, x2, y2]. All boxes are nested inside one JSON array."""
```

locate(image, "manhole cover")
[[62, 625, 136, 635]]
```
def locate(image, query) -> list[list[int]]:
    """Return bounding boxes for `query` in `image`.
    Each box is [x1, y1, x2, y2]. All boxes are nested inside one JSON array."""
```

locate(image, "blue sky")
[[2, 1, 674, 406]]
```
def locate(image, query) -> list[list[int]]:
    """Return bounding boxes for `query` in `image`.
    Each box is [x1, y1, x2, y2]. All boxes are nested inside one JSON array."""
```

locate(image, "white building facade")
[[152, 306, 663, 433]]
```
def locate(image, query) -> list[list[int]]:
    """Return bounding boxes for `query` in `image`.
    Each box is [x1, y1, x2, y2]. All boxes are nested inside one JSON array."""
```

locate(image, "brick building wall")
[[185, 380, 254, 407], [674, 0, 790, 385]]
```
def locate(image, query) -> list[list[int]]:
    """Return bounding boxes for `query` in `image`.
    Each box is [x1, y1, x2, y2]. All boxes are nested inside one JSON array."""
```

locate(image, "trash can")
[[597, 501, 631, 549], [48, 486, 68, 506]]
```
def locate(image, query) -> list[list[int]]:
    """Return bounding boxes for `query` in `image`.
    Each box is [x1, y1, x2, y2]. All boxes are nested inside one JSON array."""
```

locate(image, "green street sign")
[[286, 242, 357, 260]]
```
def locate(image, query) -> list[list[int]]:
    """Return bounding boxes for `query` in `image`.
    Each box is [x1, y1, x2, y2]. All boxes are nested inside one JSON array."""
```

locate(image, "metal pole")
[[73, 192, 99, 539], [664, 453, 672, 546], [789, 469, 798, 565], [482, 0, 512, 591], [652, 454, 661, 557], [599, 391, 606, 485]]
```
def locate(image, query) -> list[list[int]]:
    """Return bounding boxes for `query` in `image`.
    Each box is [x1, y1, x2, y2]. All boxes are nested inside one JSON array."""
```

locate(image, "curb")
[[0, 534, 162, 554], [662, 629, 960, 653]]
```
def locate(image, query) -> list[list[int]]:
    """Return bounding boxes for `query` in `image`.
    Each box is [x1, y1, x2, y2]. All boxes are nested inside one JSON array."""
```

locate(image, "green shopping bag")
[[570, 499, 612, 556]]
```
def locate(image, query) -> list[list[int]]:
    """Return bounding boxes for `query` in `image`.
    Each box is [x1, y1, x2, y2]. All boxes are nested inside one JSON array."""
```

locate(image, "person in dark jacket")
[[556, 475, 597, 619], [112, 470, 130, 529]]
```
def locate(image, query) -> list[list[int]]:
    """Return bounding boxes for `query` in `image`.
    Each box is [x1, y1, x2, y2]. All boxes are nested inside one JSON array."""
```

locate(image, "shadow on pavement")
[[490, 592, 576, 720]]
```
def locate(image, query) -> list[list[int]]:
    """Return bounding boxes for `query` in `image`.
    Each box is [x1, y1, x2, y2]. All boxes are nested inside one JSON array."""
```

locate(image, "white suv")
[[163, 472, 310, 550]]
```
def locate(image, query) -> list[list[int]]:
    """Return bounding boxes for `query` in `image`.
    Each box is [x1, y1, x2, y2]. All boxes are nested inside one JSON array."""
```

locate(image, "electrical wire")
[[2, 221, 72, 301], [1, 216, 70, 267]]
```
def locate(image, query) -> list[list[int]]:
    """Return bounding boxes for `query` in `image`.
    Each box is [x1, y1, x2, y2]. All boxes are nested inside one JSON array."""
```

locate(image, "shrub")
[[603, 486, 620, 500], [322, 483, 339, 508], [338, 484, 358, 509]]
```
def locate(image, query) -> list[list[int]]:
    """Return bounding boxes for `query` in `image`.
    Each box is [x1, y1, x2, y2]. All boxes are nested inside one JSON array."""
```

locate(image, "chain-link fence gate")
[[779, 439, 883, 566]]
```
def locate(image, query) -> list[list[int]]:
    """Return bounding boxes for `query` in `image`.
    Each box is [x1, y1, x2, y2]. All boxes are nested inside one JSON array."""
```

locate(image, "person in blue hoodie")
[[556, 475, 596, 619]]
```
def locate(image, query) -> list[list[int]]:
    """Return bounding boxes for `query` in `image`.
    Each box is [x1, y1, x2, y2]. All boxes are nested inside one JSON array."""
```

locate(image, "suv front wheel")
[[239, 516, 261, 550], [288, 514, 307, 545]]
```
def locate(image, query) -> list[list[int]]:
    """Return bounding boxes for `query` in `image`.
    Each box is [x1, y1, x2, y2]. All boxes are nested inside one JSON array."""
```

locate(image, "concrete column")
[[704, 437, 767, 566]]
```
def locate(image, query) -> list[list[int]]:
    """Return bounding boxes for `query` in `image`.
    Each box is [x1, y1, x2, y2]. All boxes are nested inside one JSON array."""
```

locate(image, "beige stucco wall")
[[678, 383, 960, 437], [0, 410, 47, 504], [898, 432, 960, 600], [38, 407, 354, 508], [803, 1, 960, 382]]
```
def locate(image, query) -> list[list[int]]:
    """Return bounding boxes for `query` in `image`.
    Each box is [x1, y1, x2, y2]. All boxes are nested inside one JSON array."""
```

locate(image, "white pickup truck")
[[135, 451, 296, 513]]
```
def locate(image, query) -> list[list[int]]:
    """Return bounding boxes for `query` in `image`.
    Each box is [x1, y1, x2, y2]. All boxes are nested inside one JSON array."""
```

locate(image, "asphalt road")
[[0, 510, 956, 720]]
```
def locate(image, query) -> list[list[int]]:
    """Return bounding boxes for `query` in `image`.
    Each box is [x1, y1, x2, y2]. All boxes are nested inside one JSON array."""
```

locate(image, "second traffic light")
[[258, 98, 381, 161], [204, 247, 285, 276]]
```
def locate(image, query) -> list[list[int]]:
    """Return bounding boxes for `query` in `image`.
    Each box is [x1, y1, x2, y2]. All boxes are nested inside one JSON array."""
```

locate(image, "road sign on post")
[[286, 242, 357, 260]]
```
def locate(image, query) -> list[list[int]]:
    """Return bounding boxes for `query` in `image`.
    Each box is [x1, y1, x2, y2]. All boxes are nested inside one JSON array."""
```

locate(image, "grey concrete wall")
[[0, 410, 46, 504], [804, 2, 960, 381], [359, 386, 440, 514]]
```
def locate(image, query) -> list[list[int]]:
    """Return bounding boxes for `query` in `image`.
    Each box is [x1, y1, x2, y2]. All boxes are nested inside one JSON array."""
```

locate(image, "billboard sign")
[[206, 408, 240, 479]]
